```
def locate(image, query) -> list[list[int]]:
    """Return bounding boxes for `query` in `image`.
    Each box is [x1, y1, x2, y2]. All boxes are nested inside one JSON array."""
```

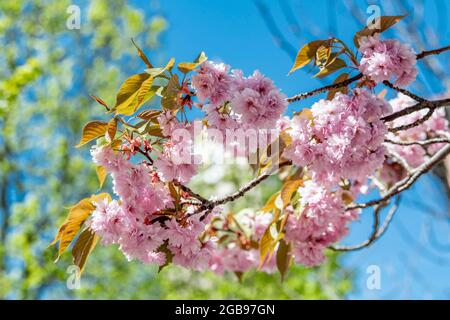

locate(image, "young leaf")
[[161, 74, 180, 110], [177, 51, 208, 73], [276, 239, 292, 281], [137, 109, 162, 122], [106, 117, 117, 142], [76, 121, 108, 148], [354, 15, 405, 48], [315, 45, 332, 67], [314, 58, 346, 78], [115, 73, 151, 115], [95, 166, 107, 188], [259, 224, 276, 267], [115, 73, 155, 116], [49, 193, 110, 260], [157, 240, 174, 273], [145, 58, 175, 77], [327, 73, 350, 100], [131, 38, 153, 68], [289, 40, 328, 75], [280, 179, 303, 208], [90, 95, 109, 110], [261, 192, 280, 213], [72, 228, 99, 274]]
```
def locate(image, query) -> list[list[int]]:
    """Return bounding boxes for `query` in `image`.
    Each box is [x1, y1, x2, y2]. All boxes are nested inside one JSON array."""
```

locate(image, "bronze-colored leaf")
[[280, 179, 303, 208], [131, 38, 153, 68], [157, 240, 174, 273], [161, 74, 180, 110], [315, 45, 332, 67], [178, 51, 208, 73], [145, 123, 164, 137], [354, 15, 405, 48], [106, 117, 117, 142], [76, 121, 108, 148], [72, 228, 99, 274], [276, 239, 292, 281], [259, 224, 276, 267], [314, 58, 346, 78], [49, 193, 111, 260], [137, 109, 162, 122], [90, 95, 109, 110], [261, 192, 280, 213], [289, 40, 329, 74]]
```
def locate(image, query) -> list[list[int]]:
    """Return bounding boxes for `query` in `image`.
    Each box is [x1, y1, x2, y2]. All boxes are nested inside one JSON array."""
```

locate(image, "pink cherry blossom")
[[358, 34, 418, 87]]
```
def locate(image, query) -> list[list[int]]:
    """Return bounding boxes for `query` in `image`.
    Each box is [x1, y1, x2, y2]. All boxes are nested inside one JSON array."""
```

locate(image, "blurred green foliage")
[[0, 0, 352, 299]]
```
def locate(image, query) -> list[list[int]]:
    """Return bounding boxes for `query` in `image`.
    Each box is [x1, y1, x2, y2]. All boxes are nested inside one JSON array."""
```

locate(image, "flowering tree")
[[50, 15, 450, 280]]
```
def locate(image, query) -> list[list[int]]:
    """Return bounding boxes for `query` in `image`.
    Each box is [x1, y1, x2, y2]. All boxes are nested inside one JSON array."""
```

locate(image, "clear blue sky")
[[134, 0, 450, 299]]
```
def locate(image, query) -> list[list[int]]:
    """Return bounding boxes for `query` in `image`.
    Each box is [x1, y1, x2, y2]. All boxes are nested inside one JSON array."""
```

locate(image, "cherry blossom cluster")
[[79, 36, 450, 276], [192, 61, 288, 131], [89, 146, 216, 270], [358, 34, 418, 87], [285, 180, 359, 266], [209, 211, 276, 274], [283, 89, 391, 186]]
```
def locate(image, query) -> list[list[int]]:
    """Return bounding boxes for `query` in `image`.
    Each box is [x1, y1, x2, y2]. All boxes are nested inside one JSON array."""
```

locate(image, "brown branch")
[[388, 107, 435, 133], [287, 45, 450, 104], [212, 160, 292, 206], [382, 80, 427, 103], [184, 160, 293, 217], [385, 137, 450, 147], [416, 45, 450, 59], [286, 73, 363, 103], [348, 143, 450, 210], [382, 98, 450, 123], [331, 197, 400, 252], [174, 181, 209, 203]]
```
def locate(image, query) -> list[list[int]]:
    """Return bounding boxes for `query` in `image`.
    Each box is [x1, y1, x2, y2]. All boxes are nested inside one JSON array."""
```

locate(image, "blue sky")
[[146, 0, 450, 299]]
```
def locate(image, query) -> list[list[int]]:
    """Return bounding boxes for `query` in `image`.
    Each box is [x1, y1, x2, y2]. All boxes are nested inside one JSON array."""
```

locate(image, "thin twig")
[[382, 80, 427, 103], [331, 196, 401, 252], [385, 137, 450, 147], [348, 143, 450, 210]]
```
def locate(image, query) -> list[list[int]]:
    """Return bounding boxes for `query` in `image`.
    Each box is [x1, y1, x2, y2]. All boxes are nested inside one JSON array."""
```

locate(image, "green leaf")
[[76, 121, 108, 148], [289, 40, 329, 74], [354, 15, 405, 48], [72, 228, 99, 274], [177, 51, 208, 73]]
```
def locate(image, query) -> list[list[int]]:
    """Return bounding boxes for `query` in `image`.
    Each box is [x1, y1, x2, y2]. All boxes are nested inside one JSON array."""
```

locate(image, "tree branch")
[[331, 196, 401, 252], [286, 45, 450, 104], [347, 143, 450, 210]]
